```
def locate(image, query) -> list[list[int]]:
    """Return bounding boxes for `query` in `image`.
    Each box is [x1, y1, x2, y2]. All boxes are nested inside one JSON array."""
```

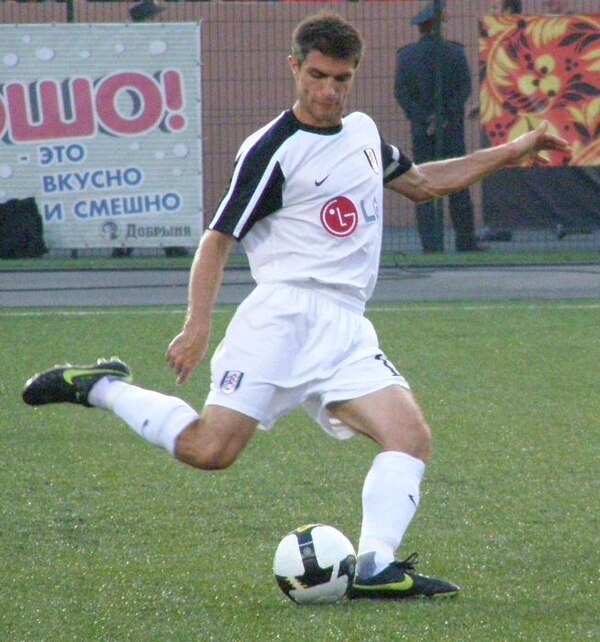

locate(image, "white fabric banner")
[[0, 23, 202, 249]]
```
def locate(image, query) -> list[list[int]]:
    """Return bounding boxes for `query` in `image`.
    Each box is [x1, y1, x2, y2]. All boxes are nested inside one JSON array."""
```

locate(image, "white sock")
[[89, 379, 198, 456], [356, 451, 426, 578]]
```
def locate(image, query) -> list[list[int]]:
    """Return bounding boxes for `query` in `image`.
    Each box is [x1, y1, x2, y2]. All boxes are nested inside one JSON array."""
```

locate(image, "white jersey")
[[208, 110, 412, 306]]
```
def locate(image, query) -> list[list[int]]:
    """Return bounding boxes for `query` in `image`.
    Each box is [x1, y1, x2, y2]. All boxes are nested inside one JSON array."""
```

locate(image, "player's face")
[[289, 50, 357, 128]]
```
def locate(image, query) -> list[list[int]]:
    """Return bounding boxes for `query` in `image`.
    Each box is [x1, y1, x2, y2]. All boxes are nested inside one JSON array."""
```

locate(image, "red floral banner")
[[479, 14, 600, 166]]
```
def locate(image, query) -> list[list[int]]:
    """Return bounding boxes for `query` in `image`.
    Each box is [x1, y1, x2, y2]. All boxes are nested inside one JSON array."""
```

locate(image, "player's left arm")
[[387, 121, 572, 203]]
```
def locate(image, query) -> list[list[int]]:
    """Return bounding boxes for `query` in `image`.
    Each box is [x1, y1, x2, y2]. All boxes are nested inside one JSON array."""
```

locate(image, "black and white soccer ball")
[[273, 524, 356, 605]]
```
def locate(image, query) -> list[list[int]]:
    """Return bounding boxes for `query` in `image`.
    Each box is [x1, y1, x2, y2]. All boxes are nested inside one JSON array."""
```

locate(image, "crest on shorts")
[[220, 370, 244, 394], [363, 148, 379, 174]]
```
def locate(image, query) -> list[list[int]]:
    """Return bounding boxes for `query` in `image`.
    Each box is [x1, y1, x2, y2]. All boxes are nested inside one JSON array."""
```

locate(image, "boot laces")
[[397, 552, 419, 571]]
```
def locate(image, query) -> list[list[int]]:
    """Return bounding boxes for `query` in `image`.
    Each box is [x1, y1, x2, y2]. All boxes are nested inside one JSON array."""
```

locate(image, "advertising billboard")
[[0, 23, 202, 250]]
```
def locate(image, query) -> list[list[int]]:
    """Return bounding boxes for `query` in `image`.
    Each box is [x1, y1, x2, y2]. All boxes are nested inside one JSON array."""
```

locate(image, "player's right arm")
[[166, 229, 236, 385]]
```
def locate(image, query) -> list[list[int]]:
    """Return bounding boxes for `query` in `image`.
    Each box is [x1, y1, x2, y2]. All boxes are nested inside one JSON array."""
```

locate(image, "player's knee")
[[174, 418, 245, 470], [191, 447, 239, 471], [175, 438, 239, 470]]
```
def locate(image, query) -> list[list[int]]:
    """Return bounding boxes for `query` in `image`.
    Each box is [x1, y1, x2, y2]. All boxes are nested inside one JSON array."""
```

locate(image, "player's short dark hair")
[[291, 12, 364, 67]]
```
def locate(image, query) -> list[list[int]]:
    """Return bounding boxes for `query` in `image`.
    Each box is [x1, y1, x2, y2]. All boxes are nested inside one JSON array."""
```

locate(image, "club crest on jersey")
[[220, 370, 244, 394], [320, 196, 359, 237], [363, 148, 379, 174]]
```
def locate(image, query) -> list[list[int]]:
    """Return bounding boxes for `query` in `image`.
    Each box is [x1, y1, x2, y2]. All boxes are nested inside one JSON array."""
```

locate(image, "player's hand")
[[509, 120, 572, 167], [165, 324, 211, 386]]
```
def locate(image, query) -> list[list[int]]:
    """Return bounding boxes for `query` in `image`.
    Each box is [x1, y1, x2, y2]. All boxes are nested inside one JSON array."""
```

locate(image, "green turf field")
[[1, 301, 598, 641]]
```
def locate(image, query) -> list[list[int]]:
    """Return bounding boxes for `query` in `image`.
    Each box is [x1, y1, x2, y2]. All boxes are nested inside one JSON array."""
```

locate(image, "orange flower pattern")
[[479, 14, 600, 166]]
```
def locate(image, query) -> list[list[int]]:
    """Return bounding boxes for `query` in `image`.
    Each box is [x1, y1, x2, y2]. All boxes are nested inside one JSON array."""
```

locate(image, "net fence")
[[1, 1, 598, 260]]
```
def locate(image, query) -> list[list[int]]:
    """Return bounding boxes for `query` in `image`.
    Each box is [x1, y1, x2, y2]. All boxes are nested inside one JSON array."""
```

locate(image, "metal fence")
[[1, 1, 598, 259]]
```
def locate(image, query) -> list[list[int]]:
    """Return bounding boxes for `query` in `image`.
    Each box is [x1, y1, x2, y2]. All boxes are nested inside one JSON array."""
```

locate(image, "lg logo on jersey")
[[319, 195, 379, 238]]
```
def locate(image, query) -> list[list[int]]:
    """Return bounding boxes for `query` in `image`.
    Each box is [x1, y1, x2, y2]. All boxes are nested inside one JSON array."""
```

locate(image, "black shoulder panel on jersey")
[[210, 111, 299, 239]]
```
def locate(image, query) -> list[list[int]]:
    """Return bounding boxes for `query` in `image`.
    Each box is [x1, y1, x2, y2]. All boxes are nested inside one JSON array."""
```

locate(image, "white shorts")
[[204, 282, 410, 440]]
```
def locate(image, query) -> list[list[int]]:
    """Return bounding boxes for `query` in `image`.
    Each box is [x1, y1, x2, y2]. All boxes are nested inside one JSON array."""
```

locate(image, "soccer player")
[[23, 12, 571, 600]]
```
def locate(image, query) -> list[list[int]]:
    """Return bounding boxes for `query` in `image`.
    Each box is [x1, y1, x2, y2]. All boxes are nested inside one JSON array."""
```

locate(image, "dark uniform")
[[395, 32, 478, 252]]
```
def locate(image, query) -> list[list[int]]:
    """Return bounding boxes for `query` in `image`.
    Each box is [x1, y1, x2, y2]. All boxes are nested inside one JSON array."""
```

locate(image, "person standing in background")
[[395, 2, 483, 253]]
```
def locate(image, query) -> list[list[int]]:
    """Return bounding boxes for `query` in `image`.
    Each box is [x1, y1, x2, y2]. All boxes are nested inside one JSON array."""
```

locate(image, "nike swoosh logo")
[[314, 175, 330, 186], [355, 575, 414, 592]]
